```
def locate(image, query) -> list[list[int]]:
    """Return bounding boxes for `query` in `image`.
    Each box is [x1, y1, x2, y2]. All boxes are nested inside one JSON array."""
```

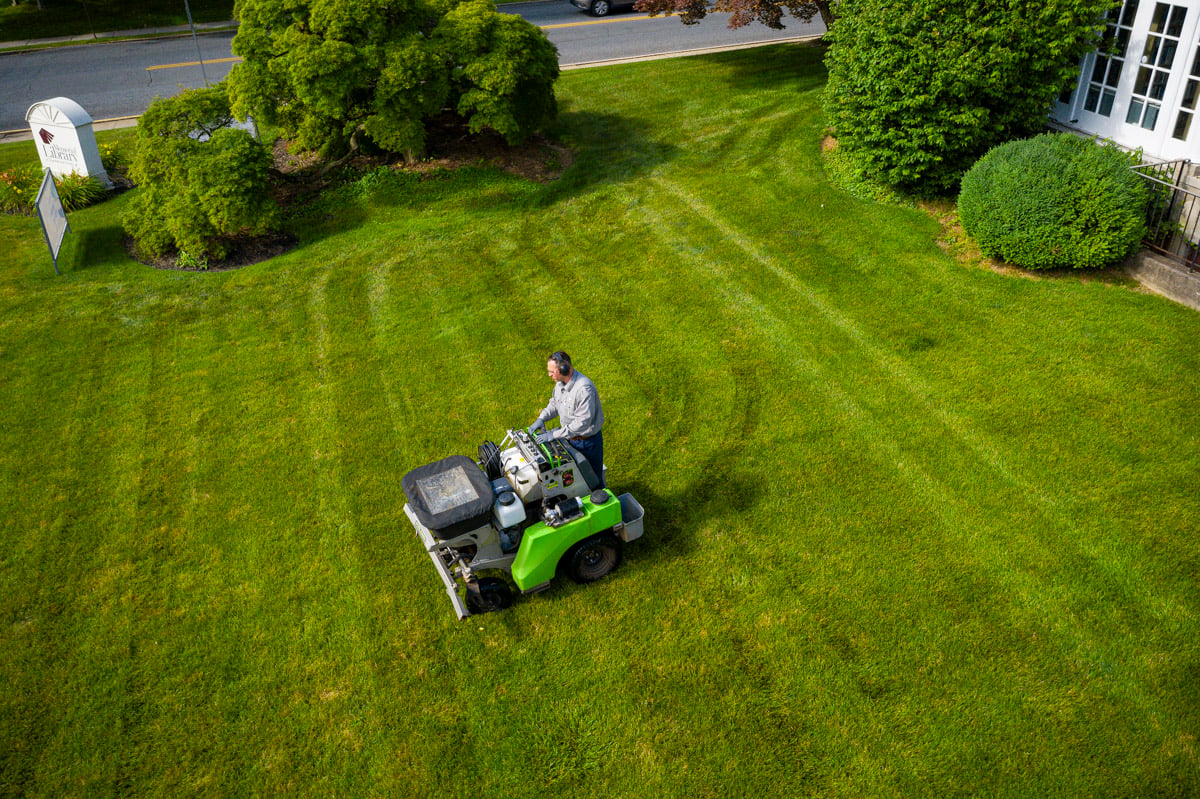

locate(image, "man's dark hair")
[[549, 350, 572, 377]]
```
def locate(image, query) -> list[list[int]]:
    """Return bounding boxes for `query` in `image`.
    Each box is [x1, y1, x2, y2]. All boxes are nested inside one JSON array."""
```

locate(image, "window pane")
[[1086, 85, 1101, 111], [1151, 70, 1170, 99], [1158, 38, 1178, 68], [1143, 102, 1160, 129], [1173, 110, 1192, 139], [1183, 79, 1199, 109], [1144, 36, 1162, 64], [1117, 28, 1132, 56], [1121, 0, 1141, 27], [1135, 66, 1152, 95], [1150, 2, 1169, 33], [1092, 55, 1109, 83], [1127, 97, 1145, 123], [1106, 58, 1125, 87], [1100, 89, 1117, 116], [1168, 5, 1187, 36]]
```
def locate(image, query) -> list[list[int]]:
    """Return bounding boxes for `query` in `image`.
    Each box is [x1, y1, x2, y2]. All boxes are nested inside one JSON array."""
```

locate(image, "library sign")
[[25, 97, 112, 189]]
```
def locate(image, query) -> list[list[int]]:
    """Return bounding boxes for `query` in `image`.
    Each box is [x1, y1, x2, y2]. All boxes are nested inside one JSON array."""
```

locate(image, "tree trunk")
[[816, 0, 834, 29]]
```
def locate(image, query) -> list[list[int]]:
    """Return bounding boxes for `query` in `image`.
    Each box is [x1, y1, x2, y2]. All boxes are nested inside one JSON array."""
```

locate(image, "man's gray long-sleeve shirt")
[[535, 371, 604, 439]]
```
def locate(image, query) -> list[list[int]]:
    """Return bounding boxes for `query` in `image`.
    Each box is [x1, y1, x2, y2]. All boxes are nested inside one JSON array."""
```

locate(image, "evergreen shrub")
[[957, 134, 1149, 270], [123, 84, 279, 261]]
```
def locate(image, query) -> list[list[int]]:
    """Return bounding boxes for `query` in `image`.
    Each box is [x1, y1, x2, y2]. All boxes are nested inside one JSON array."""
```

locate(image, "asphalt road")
[[0, 1, 823, 133]]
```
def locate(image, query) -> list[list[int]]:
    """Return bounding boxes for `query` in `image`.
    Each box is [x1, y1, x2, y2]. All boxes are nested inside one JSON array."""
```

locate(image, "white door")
[[1055, 0, 1200, 161]]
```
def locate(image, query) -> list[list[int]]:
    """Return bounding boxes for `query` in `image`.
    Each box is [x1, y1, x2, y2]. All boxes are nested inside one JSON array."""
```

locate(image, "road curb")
[[560, 35, 821, 69]]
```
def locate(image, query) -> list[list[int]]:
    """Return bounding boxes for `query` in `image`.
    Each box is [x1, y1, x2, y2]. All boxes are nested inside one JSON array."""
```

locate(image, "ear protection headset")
[[550, 350, 572, 377]]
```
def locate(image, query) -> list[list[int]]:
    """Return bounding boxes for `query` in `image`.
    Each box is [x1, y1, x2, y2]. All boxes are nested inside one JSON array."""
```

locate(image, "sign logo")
[[38, 128, 54, 144]]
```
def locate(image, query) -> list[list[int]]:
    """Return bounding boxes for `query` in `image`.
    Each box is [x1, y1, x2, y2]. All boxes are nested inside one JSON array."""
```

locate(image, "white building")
[[1052, 0, 1200, 162]]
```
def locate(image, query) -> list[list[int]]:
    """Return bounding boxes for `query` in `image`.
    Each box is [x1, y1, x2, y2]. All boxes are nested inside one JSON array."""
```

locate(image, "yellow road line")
[[540, 14, 659, 28], [146, 55, 241, 71], [144, 16, 660, 68]]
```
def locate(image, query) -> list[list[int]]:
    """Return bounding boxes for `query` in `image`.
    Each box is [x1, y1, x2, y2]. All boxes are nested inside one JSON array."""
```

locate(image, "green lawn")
[[2, 44, 1199, 798]]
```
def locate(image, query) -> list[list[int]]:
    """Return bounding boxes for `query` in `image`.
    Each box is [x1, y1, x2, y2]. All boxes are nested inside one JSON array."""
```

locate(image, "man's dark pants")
[[572, 431, 605, 489]]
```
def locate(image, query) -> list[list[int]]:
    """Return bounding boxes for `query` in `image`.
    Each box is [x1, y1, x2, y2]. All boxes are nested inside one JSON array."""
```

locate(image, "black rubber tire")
[[565, 535, 622, 584], [591, 0, 611, 16], [466, 577, 514, 614]]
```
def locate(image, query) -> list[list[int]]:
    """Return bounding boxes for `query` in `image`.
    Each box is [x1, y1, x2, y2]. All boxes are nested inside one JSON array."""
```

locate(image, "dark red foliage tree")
[[632, 0, 834, 30]]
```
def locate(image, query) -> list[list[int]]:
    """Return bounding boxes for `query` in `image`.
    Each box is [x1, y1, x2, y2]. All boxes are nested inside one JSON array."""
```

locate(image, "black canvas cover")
[[403, 455, 494, 539]]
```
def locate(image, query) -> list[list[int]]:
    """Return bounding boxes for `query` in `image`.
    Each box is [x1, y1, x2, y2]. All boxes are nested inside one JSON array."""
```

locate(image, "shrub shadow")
[[695, 40, 828, 87], [534, 109, 679, 206]]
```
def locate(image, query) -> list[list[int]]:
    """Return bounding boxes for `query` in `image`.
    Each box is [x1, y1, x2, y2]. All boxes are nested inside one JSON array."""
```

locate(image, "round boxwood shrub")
[[958, 133, 1149, 269]]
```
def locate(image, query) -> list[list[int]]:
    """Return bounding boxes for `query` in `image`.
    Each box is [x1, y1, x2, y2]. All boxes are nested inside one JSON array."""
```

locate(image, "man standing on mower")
[[532, 351, 605, 488]]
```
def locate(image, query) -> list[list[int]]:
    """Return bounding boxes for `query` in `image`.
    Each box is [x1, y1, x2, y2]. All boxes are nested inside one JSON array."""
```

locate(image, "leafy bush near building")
[[122, 84, 278, 262], [823, 0, 1114, 195], [957, 133, 1149, 270]]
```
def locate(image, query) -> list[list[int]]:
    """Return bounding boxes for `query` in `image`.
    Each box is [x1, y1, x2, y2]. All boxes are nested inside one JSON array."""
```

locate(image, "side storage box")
[[616, 493, 645, 542]]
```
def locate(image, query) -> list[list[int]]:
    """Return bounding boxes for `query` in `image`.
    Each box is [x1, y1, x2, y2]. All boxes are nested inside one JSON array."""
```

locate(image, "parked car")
[[571, 0, 637, 16]]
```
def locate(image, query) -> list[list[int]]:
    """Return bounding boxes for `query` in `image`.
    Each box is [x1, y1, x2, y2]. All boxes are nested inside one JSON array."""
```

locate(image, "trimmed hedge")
[[958, 134, 1149, 270]]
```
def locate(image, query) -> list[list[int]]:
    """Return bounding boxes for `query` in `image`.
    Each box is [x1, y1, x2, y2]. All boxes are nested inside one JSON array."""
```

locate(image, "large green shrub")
[[122, 84, 278, 261], [228, 0, 559, 162], [435, 0, 559, 145], [957, 133, 1149, 270], [823, 0, 1113, 195]]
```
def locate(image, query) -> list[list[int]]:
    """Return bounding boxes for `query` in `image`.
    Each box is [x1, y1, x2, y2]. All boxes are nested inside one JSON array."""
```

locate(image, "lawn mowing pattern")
[[2, 44, 1199, 797]]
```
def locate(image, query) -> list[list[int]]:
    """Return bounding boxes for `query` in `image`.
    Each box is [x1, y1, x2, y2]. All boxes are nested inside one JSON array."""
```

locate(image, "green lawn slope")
[[1, 44, 1198, 797]]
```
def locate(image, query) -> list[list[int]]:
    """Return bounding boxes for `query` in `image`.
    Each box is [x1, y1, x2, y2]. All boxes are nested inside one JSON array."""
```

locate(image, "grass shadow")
[[536, 109, 679, 205], [61, 221, 131, 272], [689, 41, 828, 94]]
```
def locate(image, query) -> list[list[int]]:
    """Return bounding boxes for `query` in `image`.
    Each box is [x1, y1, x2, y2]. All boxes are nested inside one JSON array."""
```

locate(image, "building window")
[[1085, 0, 1140, 116], [1171, 44, 1200, 139], [1125, 2, 1189, 129]]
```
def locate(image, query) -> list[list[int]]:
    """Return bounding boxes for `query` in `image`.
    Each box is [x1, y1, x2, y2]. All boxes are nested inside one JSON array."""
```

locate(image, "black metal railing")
[[1131, 158, 1200, 270]]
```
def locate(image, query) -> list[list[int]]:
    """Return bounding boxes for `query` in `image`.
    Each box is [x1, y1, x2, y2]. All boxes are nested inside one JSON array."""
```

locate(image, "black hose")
[[478, 440, 503, 480]]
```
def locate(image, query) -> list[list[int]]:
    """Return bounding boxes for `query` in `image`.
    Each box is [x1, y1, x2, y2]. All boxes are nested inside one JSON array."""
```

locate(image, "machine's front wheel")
[[565, 536, 622, 583], [590, 0, 611, 16], [467, 577, 514, 614]]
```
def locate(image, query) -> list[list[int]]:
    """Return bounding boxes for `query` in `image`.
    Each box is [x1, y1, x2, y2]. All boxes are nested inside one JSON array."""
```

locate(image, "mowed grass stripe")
[[646, 174, 1193, 632], [650, 175, 1053, 510], [633, 177, 1194, 747], [0, 297, 158, 795]]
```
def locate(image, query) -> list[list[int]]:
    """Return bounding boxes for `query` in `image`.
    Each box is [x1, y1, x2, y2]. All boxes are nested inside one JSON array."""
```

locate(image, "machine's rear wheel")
[[467, 577, 513, 614], [590, 0, 612, 16], [565, 536, 622, 584]]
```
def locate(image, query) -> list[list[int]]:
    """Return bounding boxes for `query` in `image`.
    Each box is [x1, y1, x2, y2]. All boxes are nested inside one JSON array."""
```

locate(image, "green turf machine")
[[402, 427, 645, 618]]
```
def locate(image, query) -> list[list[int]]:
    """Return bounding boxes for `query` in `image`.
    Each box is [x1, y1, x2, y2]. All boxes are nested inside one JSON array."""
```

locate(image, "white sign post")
[[35, 169, 70, 276], [25, 97, 112, 189]]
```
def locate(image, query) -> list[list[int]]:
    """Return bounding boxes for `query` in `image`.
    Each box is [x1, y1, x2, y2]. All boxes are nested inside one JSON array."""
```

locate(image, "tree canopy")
[[823, 0, 1115, 194], [633, 0, 833, 30], [227, 0, 559, 161]]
